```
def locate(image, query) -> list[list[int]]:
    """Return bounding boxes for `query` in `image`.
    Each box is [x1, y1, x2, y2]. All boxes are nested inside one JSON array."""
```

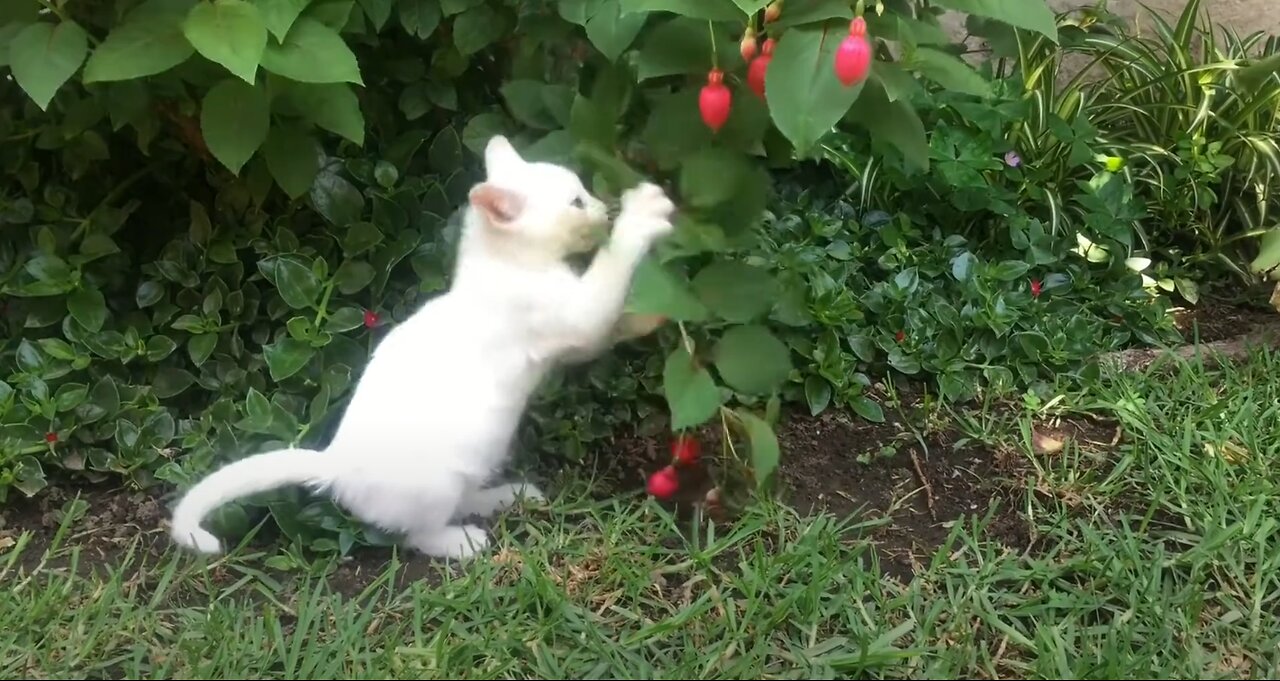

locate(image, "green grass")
[[4, 350, 1280, 678]]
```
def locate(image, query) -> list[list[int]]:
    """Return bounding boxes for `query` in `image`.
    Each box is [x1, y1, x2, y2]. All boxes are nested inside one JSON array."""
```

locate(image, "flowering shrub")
[[0, 0, 1079, 548]]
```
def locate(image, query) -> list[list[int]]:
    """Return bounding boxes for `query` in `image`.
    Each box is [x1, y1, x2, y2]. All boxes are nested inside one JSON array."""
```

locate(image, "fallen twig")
[[910, 450, 937, 521]]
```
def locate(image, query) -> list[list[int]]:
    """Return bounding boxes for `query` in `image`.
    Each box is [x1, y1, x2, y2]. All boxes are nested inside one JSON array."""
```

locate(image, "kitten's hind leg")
[[357, 471, 491, 561], [408, 523, 491, 561], [457, 482, 546, 518]]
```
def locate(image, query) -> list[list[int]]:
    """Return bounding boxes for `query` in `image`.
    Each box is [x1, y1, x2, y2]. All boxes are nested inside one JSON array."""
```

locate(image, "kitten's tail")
[[170, 447, 336, 555]]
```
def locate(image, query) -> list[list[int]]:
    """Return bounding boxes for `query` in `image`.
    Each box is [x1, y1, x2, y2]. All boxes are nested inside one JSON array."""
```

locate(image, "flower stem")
[[708, 22, 719, 70]]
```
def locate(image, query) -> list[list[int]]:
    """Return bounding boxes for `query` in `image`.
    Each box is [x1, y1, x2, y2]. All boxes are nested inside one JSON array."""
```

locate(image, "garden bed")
[[1, 302, 1273, 594], [0, 400, 1108, 592]]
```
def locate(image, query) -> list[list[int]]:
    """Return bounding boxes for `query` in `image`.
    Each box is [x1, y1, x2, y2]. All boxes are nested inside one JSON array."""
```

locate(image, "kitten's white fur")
[[169, 136, 674, 561]]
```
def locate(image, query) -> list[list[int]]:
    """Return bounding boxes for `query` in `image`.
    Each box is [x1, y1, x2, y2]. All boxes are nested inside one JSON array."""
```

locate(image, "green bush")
[[1, 0, 1173, 551], [1006, 0, 1280, 289]]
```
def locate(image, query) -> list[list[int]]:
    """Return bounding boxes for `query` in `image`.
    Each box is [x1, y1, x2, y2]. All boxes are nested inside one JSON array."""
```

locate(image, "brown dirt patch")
[[1, 404, 1044, 593], [595, 405, 1049, 583], [1170, 304, 1275, 345], [773, 411, 1024, 578]]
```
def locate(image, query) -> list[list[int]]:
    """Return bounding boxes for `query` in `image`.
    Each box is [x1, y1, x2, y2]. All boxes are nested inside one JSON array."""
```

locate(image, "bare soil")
[[0, 403, 1073, 592]]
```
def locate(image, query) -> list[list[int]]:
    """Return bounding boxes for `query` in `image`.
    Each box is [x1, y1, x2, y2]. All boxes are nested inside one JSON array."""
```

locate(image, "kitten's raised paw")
[[410, 524, 491, 562], [616, 183, 675, 245]]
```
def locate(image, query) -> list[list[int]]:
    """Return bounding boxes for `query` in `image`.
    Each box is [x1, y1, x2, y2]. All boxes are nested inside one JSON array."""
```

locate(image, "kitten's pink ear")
[[484, 135, 524, 175], [469, 183, 525, 229]]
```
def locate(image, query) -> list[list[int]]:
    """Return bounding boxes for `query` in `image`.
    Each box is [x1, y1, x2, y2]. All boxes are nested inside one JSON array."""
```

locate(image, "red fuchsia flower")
[[895, 329, 905, 343], [1030, 278, 1042, 299], [1004, 150, 1022, 168], [670, 434, 701, 467], [647, 465, 679, 499], [45, 432, 58, 444], [363, 309, 379, 328]]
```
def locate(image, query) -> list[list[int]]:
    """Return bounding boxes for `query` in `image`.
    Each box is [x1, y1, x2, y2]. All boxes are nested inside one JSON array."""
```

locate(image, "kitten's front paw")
[[616, 183, 675, 246]]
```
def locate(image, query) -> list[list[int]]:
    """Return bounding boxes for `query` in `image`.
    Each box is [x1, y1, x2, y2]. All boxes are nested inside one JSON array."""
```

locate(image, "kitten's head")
[[466, 135, 609, 260]]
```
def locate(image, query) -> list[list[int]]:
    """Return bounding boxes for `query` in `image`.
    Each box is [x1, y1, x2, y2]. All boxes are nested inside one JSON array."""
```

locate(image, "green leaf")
[[8, 21, 89, 110], [662, 347, 722, 430], [736, 409, 780, 485], [152, 367, 196, 398], [428, 127, 462, 172], [804, 376, 831, 416], [266, 256, 322, 309], [310, 170, 365, 226], [254, 0, 312, 40], [304, 0, 355, 27], [78, 375, 120, 423], [907, 47, 992, 97], [713, 324, 793, 395], [356, 0, 392, 29], [624, 257, 708, 321], [1249, 229, 1280, 278], [288, 83, 365, 145], [183, 0, 267, 84], [263, 125, 321, 198], [189, 201, 212, 244], [692, 261, 779, 323], [452, 5, 504, 55], [0, 22, 29, 69], [264, 337, 316, 381], [399, 82, 431, 120], [634, 17, 739, 81], [397, 0, 440, 39], [619, 0, 739, 21], [83, 0, 196, 83], [136, 280, 165, 308], [931, 0, 1057, 42], [25, 255, 72, 283], [12, 456, 47, 497], [951, 252, 976, 282], [324, 306, 364, 332], [441, 0, 482, 15], [67, 287, 107, 332], [188, 333, 218, 366], [343, 222, 383, 256], [764, 20, 865, 156], [731, 0, 769, 14], [333, 260, 375, 294], [463, 113, 508, 154], [678, 148, 753, 209], [261, 17, 362, 84], [845, 71, 929, 171], [585, 3, 646, 61], [1015, 331, 1049, 361], [500, 80, 560, 129], [201, 78, 270, 174], [1238, 52, 1280, 91], [850, 395, 885, 423], [990, 259, 1031, 281], [146, 335, 178, 361], [770, 0, 849, 29]]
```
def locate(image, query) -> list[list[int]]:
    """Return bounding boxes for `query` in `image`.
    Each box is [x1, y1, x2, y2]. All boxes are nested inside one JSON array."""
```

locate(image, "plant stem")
[[312, 280, 336, 328], [708, 22, 719, 70]]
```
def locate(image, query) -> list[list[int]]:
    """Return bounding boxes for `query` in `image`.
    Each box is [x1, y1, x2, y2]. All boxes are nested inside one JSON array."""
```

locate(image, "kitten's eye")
[[571, 197, 585, 209]]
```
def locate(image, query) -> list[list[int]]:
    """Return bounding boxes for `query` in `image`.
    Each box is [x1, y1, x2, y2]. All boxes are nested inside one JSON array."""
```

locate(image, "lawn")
[[3, 348, 1279, 679]]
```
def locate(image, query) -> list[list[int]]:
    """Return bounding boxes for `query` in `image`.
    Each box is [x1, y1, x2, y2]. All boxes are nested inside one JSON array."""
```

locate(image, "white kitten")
[[169, 135, 675, 561]]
